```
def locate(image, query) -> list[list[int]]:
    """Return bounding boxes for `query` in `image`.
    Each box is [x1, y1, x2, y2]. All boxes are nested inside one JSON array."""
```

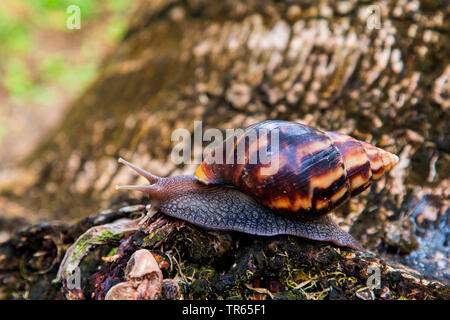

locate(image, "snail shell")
[[195, 120, 398, 217]]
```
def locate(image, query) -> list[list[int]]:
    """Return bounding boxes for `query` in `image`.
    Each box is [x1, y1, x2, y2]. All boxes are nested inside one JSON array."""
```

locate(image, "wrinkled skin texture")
[[153, 176, 364, 250]]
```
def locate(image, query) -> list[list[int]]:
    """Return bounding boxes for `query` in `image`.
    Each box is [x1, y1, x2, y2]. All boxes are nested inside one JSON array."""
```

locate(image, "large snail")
[[116, 120, 399, 251]]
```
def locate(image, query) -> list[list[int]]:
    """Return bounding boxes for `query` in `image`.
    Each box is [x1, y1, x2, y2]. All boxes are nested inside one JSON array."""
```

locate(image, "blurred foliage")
[[0, 0, 133, 155], [0, 0, 131, 106]]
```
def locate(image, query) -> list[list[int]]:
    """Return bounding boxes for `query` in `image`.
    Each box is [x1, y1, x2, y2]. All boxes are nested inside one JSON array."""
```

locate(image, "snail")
[[116, 120, 399, 251]]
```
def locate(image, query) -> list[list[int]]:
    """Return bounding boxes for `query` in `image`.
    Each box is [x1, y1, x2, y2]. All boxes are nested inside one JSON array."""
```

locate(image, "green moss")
[[95, 231, 123, 242], [70, 232, 94, 263], [64, 230, 124, 279], [190, 279, 211, 298], [273, 291, 306, 300], [105, 247, 118, 257], [143, 229, 172, 247], [3, 59, 33, 97]]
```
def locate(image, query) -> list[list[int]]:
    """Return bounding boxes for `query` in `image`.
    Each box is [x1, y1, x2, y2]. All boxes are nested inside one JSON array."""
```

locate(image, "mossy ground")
[[1, 206, 448, 300]]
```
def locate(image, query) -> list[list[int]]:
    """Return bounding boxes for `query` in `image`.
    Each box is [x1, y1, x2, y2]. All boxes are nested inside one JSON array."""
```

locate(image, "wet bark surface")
[[0, 0, 449, 297]]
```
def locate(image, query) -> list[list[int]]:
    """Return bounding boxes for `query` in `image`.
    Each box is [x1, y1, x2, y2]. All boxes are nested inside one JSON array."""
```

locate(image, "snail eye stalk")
[[115, 184, 155, 193], [115, 184, 161, 200], [118, 158, 160, 184]]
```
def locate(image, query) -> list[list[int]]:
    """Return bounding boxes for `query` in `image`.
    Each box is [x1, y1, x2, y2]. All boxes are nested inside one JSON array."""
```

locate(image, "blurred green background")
[[0, 0, 133, 164]]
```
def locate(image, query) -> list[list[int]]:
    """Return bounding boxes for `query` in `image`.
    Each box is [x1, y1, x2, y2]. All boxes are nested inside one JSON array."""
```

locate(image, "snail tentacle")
[[115, 184, 161, 200], [118, 158, 160, 184]]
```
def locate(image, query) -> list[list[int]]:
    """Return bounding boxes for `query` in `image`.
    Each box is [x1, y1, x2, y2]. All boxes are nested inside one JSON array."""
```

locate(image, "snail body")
[[116, 120, 399, 251]]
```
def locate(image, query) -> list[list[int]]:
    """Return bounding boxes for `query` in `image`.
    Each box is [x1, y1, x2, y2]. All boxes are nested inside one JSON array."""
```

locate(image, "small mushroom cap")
[[105, 249, 164, 300], [105, 282, 137, 300], [125, 249, 163, 280], [104, 279, 162, 300]]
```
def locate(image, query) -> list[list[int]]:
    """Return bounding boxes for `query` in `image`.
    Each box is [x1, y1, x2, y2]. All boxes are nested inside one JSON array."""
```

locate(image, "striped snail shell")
[[195, 120, 399, 218], [116, 120, 399, 251]]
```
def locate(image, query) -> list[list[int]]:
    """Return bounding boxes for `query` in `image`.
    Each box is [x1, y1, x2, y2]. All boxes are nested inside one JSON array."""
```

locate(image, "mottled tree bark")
[[0, 0, 449, 298]]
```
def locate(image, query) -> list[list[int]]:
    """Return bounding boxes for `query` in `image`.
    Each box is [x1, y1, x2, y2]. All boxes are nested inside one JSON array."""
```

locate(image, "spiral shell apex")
[[195, 120, 399, 217]]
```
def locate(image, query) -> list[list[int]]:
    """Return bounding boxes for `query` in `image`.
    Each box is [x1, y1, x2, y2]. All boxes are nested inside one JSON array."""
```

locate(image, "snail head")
[[115, 158, 162, 199], [115, 158, 203, 202]]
